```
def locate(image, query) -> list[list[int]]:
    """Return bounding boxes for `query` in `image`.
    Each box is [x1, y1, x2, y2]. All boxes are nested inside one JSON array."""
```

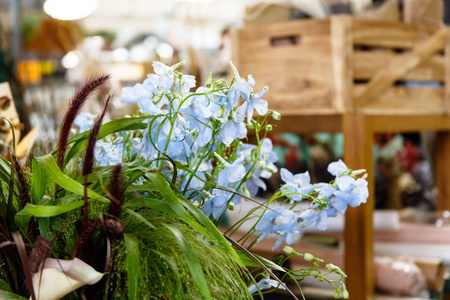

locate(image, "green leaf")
[[38, 217, 52, 240], [31, 158, 48, 203], [0, 290, 28, 300], [146, 173, 213, 240], [0, 156, 12, 185], [236, 251, 285, 272], [17, 200, 85, 218], [177, 195, 243, 266], [165, 224, 212, 300], [64, 116, 151, 164], [0, 280, 12, 292], [123, 208, 156, 230], [124, 184, 158, 194], [147, 172, 243, 267], [35, 154, 108, 203], [124, 233, 139, 300]]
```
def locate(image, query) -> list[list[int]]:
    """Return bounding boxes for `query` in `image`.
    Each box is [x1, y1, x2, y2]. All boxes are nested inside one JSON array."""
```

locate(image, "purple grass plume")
[[108, 164, 124, 218], [82, 93, 112, 177], [56, 75, 110, 171], [11, 154, 30, 209]]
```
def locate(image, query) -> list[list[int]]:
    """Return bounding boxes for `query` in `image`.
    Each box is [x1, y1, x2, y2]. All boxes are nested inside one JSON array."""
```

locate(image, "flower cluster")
[[76, 61, 368, 252], [256, 160, 368, 250]]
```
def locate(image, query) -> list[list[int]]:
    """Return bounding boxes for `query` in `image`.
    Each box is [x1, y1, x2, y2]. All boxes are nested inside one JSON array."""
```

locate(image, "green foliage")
[[106, 214, 252, 300]]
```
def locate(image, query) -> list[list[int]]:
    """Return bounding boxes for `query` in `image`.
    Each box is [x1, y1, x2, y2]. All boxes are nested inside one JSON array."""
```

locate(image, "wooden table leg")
[[436, 132, 450, 211], [343, 112, 375, 299]]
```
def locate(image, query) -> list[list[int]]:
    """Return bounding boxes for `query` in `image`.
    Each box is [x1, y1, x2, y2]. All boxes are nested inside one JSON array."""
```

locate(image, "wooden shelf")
[[233, 16, 450, 299]]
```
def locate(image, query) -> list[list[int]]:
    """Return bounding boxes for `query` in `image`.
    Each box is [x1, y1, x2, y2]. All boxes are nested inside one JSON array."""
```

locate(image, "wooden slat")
[[343, 113, 375, 300], [270, 114, 342, 134], [354, 84, 444, 114], [375, 223, 450, 244], [238, 18, 336, 112], [403, 0, 442, 27], [365, 114, 450, 132], [354, 51, 445, 81], [445, 43, 450, 113], [230, 28, 241, 71], [355, 27, 449, 107], [358, 0, 400, 21], [353, 19, 439, 48], [435, 132, 450, 211], [331, 15, 353, 112]]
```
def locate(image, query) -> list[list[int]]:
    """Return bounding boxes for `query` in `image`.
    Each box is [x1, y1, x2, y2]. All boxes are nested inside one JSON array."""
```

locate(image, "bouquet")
[[0, 61, 368, 299]]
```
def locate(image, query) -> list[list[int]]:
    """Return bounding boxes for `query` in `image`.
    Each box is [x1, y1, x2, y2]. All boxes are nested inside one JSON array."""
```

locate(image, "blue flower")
[[201, 189, 232, 219], [228, 65, 269, 123], [152, 61, 174, 91], [239, 139, 278, 197], [245, 169, 267, 197], [217, 156, 246, 187], [181, 104, 213, 148], [335, 178, 369, 208], [256, 207, 300, 250], [123, 79, 169, 115], [248, 279, 285, 295], [280, 168, 314, 201], [238, 85, 269, 124], [328, 159, 348, 177], [174, 74, 196, 95], [258, 138, 278, 178], [219, 105, 247, 146], [179, 169, 206, 200], [315, 184, 347, 214], [95, 140, 124, 166], [74, 112, 94, 133], [132, 128, 158, 161]]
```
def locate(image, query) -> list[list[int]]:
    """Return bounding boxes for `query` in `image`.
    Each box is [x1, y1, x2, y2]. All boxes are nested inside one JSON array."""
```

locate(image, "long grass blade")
[[35, 154, 108, 203], [30, 158, 48, 203], [11, 232, 35, 300], [0, 290, 28, 300], [164, 224, 212, 300], [124, 233, 139, 300], [146, 173, 212, 240]]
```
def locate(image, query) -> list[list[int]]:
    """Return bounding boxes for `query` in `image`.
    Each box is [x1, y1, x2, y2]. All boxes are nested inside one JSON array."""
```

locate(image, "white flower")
[[31, 258, 103, 300]]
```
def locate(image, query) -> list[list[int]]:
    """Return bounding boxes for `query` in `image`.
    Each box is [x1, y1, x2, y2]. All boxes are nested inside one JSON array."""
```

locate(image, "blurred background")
[[2, 1, 450, 298]]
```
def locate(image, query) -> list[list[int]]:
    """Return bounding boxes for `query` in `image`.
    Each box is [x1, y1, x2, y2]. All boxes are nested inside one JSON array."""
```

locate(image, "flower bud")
[[153, 94, 163, 105], [242, 186, 251, 199], [217, 107, 225, 118], [206, 73, 213, 88], [326, 263, 347, 277], [334, 288, 341, 299], [171, 61, 185, 70], [247, 122, 255, 130], [303, 253, 315, 261], [258, 160, 266, 170], [351, 169, 366, 176], [227, 202, 235, 211], [343, 289, 349, 299], [265, 125, 273, 132], [271, 110, 281, 120], [283, 246, 297, 255]]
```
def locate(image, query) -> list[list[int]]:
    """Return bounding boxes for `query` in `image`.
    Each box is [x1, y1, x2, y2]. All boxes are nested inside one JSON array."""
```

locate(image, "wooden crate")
[[232, 16, 449, 116]]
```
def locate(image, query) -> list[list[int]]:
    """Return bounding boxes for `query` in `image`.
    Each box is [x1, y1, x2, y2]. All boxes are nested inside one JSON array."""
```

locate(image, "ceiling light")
[[43, 0, 98, 21]]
